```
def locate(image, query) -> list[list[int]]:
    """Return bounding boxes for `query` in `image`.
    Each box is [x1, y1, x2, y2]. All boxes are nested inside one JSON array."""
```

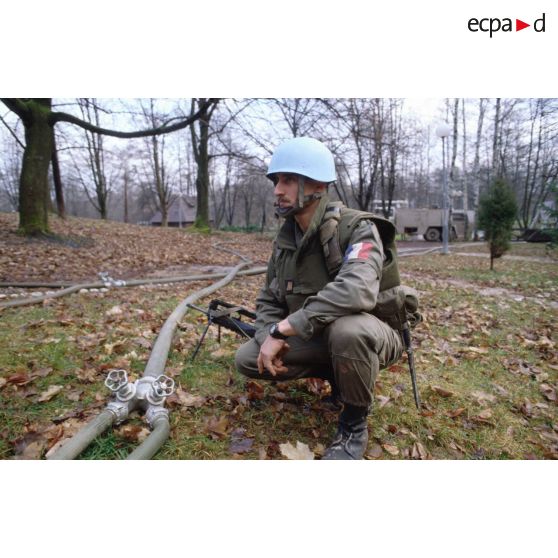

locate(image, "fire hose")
[[48, 260, 256, 460]]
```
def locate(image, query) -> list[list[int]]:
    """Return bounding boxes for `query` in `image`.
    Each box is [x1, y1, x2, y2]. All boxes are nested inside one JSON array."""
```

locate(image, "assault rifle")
[[188, 299, 256, 361]]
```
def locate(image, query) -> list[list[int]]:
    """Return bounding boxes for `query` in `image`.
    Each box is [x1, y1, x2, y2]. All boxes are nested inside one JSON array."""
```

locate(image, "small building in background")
[[150, 196, 214, 227]]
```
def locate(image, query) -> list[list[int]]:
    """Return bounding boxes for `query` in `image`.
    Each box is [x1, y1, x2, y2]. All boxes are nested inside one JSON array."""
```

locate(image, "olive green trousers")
[[235, 313, 403, 408]]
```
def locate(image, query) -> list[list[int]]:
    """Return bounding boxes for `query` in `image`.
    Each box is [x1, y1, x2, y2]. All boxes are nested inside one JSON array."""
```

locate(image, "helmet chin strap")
[[274, 176, 324, 218]]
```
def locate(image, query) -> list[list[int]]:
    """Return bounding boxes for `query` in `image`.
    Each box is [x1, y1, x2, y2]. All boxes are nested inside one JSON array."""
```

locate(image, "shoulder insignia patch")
[[344, 242, 373, 262]]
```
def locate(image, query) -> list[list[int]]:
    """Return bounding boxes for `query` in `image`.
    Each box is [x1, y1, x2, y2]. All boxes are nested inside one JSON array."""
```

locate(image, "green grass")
[[1, 244, 556, 460]]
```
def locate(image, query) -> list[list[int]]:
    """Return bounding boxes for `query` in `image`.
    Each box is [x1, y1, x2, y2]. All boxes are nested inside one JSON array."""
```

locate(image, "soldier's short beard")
[[274, 176, 324, 218]]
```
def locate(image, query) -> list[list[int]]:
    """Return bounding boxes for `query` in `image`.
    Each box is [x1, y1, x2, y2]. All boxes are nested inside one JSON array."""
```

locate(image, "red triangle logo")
[[516, 19, 530, 31]]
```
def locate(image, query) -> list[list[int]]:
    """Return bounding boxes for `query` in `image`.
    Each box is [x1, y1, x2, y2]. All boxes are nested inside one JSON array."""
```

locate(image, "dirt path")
[[451, 252, 556, 264], [401, 272, 558, 309]]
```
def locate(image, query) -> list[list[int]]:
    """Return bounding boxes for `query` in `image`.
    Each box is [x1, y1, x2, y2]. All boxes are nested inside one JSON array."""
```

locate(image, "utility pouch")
[[372, 285, 422, 331]]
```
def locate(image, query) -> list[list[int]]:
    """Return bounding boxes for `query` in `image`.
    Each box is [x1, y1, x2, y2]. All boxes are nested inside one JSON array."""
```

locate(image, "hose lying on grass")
[[48, 257, 255, 460], [0, 266, 267, 310]]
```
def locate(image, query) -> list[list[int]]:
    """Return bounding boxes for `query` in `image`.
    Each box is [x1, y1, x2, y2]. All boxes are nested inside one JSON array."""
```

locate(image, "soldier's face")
[[273, 173, 324, 208], [273, 173, 299, 207]]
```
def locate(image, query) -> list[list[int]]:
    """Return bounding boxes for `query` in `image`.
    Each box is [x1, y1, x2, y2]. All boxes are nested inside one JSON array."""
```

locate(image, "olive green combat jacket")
[[254, 196, 385, 344]]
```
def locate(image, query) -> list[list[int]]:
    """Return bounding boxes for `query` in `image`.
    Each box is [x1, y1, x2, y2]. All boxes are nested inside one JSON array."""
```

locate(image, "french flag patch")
[[344, 242, 373, 262]]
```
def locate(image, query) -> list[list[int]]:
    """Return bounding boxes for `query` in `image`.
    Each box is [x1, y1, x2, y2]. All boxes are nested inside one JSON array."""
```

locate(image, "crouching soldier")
[[235, 137, 404, 460]]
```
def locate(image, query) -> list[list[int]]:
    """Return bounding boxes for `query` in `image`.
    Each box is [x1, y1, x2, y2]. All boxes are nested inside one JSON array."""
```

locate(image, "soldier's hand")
[[257, 337, 290, 376]]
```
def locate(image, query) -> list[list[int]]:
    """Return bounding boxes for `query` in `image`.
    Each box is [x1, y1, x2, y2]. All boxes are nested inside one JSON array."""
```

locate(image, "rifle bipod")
[[188, 299, 256, 361]]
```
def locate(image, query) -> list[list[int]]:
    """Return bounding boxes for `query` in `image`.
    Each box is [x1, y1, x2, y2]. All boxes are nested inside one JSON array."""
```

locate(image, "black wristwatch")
[[269, 323, 288, 340]]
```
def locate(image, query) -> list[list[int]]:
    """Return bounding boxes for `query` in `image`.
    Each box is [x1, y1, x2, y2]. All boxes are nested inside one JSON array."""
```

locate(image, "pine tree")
[[478, 179, 518, 270]]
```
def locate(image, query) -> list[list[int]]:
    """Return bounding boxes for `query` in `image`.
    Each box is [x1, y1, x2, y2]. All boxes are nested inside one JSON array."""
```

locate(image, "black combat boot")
[[322, 404, 369, 460]]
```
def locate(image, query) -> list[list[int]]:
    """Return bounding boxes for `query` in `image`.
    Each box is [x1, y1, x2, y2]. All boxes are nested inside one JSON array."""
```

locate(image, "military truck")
[[394, 208, 476, 241]]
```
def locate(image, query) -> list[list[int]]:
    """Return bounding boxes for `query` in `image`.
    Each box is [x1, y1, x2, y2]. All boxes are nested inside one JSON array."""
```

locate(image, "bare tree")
[[472, 98, 487, 211], [189, 98, 220, 229], [461, 99, 468, 211], [268, 98, 324, 138], [74, 99, 115, 219], [0, 133, 22, 210], [0, 97, 217, 235], [139, 99, 177, 227]]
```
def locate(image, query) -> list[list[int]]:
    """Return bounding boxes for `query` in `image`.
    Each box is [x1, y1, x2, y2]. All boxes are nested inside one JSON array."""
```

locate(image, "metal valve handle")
[[152, 375, 175, 398], [105, 369, 128, 392]]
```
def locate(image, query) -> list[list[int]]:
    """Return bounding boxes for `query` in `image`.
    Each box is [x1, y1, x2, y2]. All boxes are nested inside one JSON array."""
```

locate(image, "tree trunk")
[[51, 131, 65, 219], [19, 100, 54, 235], [492, 98, 501, 180], [472, 98, 486, 216], [461, 99, 468, 212], [123, 166, 129, 223], [191, 99, 212, 229], [449, 98, 459, 188]]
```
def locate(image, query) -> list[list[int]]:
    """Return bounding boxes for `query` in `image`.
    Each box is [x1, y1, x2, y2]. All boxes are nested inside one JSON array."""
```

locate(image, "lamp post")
[[435, 123, 451, 255]]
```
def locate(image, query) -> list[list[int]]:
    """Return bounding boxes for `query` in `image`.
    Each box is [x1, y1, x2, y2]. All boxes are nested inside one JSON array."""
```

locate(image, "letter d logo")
[[534, 13, 546, 32]]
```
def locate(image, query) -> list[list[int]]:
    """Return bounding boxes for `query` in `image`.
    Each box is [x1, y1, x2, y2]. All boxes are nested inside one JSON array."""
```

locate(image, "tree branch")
[[49, 98, 220, 138], [0, 98, 31, 121], [0, 114, 25, 149]]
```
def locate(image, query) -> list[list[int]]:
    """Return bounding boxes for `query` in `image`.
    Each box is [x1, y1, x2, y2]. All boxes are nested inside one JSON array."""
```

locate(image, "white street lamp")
[[435, 123, 451, 255]]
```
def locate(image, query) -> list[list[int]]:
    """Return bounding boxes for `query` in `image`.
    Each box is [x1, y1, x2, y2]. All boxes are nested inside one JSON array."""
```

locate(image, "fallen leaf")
[[376, 395, 391, 408], [431, 386, 454, 398], [492, 384, 509, 397], [540, 384, 556, 402], [16, 440, 46, 460], [210, 348, 231, 359], [0, 377, 7, 389], [6, 372, 33, 386], [313, 443, 326, 457], [104, 341, 126, 355], [205, 415, 229, 438], [279, 441, 314, 460], [465, 346, 489, 354], [447, 407, 466, 418], [115, 424, 150, 442], [305, 378, 328, 396], [32, 367, 53, 378], [366, 444, 383, 459], [133, 337, 152, 349], [471, 390, 496, 404], [518, 399, 533, 418], [382, 443, 400, 456], [477, 409, 493, 420], [258, 446, 268, 460], [66, 390, 83, 402], [410, 442, 428, 460], [37, 385, 63, 402], [229, 428, 254, 455], [228, 437, 253, 454], [45, 418, 90, 457], [174, 388, 206, 408], [75, 368, 98, 383], [105, 305, 123, 316], [246, 380, 265, 401]]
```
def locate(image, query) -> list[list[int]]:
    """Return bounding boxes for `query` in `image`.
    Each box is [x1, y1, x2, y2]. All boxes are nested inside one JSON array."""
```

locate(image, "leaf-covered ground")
[[1, 213, 557, 459]]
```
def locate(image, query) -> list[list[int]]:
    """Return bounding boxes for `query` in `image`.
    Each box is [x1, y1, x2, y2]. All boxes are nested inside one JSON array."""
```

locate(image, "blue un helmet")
[[267, 137, 336, 217]]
